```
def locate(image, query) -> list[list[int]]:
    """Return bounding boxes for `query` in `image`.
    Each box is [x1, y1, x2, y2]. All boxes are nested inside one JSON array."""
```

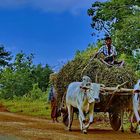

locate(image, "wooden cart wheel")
[[109, 112, 121, 131]]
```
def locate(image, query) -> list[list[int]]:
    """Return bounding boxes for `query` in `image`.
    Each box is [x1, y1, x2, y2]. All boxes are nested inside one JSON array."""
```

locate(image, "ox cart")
[[61, 84, 133, 131], [52, 59, 136, 132]]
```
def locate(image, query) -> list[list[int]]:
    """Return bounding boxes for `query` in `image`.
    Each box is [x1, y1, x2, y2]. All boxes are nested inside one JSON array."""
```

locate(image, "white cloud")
[[0, 0, 105, 14]]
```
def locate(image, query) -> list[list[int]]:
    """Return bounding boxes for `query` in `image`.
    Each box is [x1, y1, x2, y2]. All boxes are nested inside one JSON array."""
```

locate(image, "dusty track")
[[0, 110, 139, 140]]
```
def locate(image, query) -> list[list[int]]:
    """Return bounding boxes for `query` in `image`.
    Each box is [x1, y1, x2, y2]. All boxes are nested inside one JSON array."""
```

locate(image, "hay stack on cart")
[[55, 58, 136, 103]]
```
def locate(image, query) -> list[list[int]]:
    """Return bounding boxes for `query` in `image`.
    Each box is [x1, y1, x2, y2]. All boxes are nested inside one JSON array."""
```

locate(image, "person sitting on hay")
[[93, 36, 124, 67]]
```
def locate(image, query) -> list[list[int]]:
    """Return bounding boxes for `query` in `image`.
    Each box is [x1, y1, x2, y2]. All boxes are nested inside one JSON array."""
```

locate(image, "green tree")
[[88, 0, 140, 55], [31, 64, 53, 92], [0, 45, 12, 68], [0, 67, 33, 99], [13, 52, 34, 71], [0, 51, 53, 99], [0, 52, 34, 99]]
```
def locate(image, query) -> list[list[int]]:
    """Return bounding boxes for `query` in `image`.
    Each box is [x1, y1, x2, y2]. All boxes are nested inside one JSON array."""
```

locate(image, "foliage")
[[0, 45, 12, 69], [88, 0, 140, 55], [25, 83, 48, 101], [0, 51, 53, 99], [0, 52, 34, 99], [113, 13, 140, 55], [0, 67, 33, 99], [13, 52, 34, 70], [136, 71, 140, 79], [119, 53, 140, 75], [31, 64, 53, 92]]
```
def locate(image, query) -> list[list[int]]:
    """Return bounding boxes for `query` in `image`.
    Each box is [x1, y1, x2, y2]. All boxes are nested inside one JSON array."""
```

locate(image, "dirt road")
[[0, 109, 139, 140]]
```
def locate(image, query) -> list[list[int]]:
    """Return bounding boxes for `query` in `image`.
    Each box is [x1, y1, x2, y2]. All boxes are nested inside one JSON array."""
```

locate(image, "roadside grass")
[[0, 99, 51, 119]]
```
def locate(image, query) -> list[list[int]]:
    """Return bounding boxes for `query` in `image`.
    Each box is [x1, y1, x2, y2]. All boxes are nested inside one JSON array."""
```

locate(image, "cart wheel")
[[109, 112, 121, 131]]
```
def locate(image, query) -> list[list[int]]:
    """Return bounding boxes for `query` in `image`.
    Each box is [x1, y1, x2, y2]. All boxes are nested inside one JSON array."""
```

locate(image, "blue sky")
[[0, 0, 105, 70]]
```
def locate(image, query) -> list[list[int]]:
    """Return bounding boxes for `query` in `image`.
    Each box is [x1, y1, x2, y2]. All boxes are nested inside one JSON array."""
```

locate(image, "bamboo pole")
[[100, 92, 133, 96], [100, 87, 133, 93]]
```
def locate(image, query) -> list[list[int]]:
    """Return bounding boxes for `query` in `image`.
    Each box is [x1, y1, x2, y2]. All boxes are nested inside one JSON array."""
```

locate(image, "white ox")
[[66, 76, 100, 134], [130, 79, 140, 133]]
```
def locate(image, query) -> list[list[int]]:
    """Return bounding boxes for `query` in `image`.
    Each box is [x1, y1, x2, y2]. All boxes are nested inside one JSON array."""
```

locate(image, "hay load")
[[55, 56, 136, 109]]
